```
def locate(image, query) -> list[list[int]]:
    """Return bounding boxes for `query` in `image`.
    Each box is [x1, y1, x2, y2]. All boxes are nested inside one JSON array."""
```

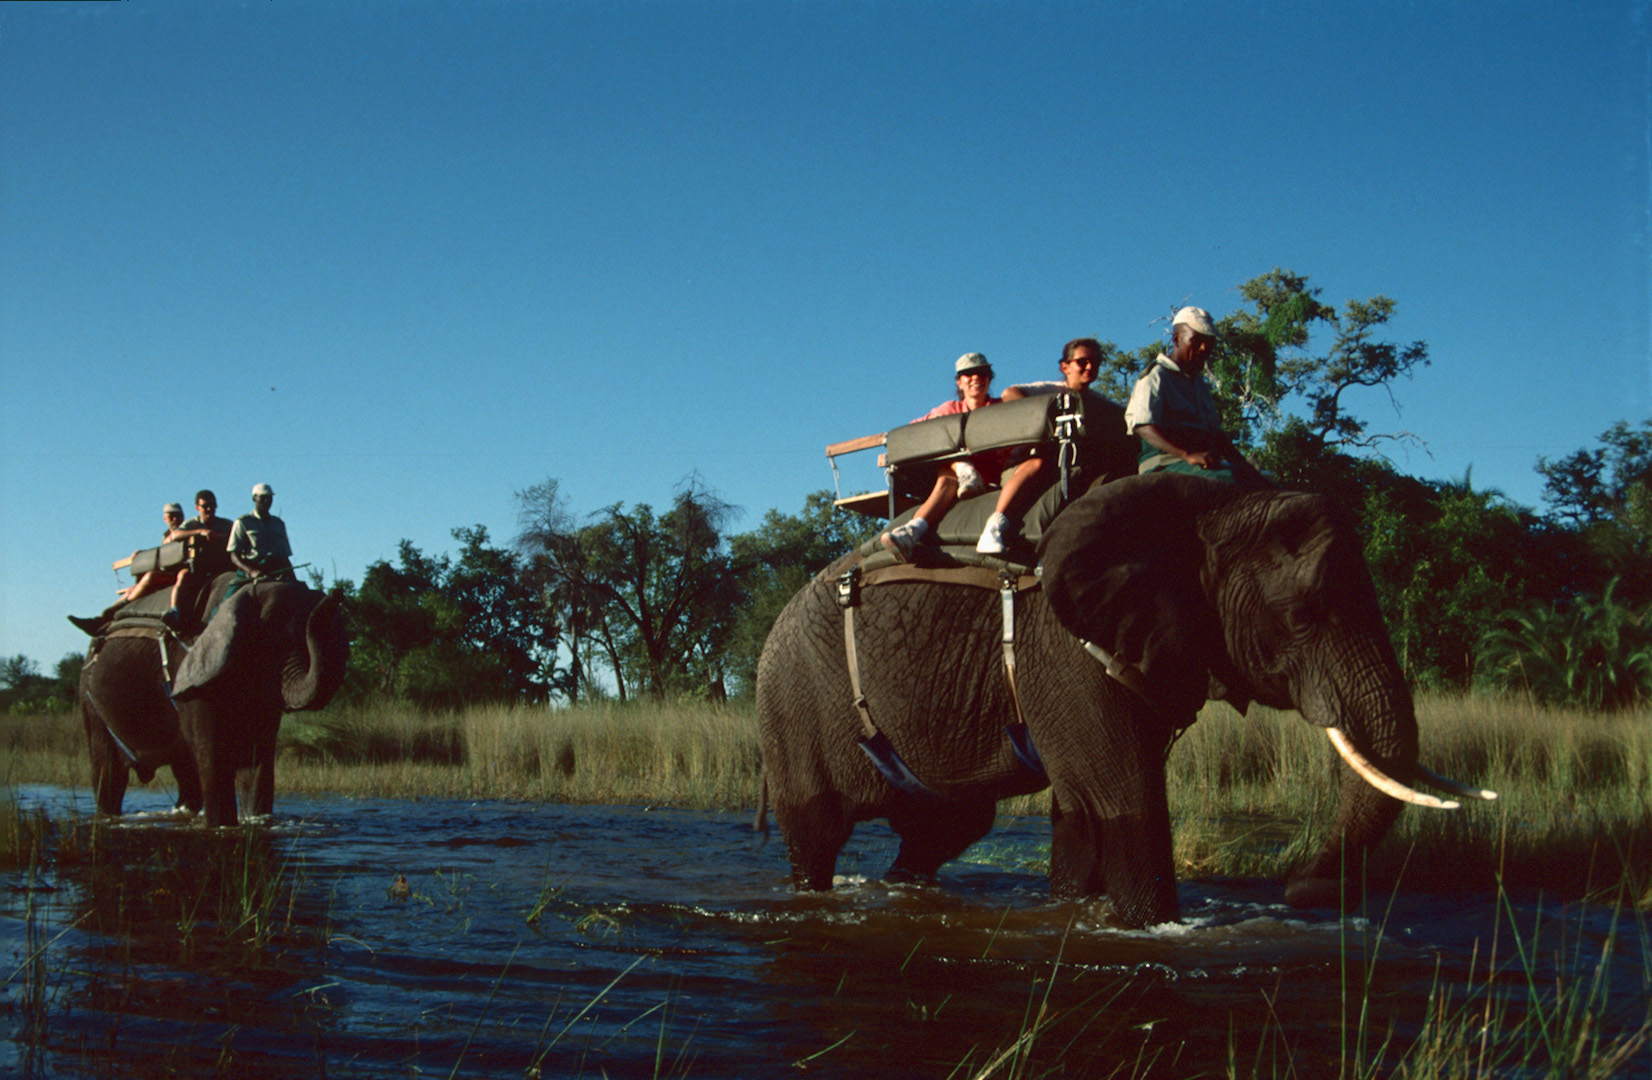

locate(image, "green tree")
[[514, 478, 615, 704], [1537, 420, 1652, 605], [517, 476, 749, 701], [1359, 471, 1549, 687], [724, 490, 882, 696], [53, 653, 83, 702], [1539, 420, 1652, 528], [348, 541, 446, 698], [1479, 580, 1652, 710], [444, 525, 555, 701], [1, 654, 72, 715], [343, 528, 554, 708]]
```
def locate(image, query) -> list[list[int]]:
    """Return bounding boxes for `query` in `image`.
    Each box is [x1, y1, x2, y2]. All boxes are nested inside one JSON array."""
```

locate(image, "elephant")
[[78, 572, 349, 827], [755, 471, 1491, 928]]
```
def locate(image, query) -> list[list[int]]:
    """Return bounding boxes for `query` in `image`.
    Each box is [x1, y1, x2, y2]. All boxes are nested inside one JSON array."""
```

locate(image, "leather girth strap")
[[840, 561, 1041, 736], [837, 558, 1045, 792], [837, 569, 877, 742]]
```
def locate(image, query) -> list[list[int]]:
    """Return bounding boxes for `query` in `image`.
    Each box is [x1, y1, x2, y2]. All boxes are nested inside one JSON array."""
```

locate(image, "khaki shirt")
[[229, 512, 292, 564], [1123, 354, 1222, 435]]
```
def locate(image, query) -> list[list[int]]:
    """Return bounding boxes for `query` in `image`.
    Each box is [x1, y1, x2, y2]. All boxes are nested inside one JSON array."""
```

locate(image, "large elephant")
[[755, 472, 1489, 928], [79, 573, 349, 827]]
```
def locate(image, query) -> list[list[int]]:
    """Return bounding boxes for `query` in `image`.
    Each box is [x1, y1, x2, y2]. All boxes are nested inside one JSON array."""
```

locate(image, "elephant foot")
[[1285, 875, 1357, 911], [881, 867, 935, 887]]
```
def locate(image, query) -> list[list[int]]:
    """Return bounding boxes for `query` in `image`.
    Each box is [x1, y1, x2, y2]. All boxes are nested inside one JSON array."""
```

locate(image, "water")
[[3, 784, 1647, 1078]]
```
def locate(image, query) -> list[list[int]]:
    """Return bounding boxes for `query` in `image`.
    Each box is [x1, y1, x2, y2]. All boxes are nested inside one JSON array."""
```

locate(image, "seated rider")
[[975, 337, 1108, 554], [67, 502, 192, 636], [1124, 306, 1263, 483], [162, 489, 234, 630], [228, 482, 294, 580], [121, 503, 189, 603], [880, 353, 1007, 561]]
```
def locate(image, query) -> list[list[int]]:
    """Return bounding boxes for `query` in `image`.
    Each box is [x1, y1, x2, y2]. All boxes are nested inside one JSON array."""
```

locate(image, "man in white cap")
[[1124, 306, 1255, 479], [228, 482, 294, 579], [880, 353, 1005, 561]]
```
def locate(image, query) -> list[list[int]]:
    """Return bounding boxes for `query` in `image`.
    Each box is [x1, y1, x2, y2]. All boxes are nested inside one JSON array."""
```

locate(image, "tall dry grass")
[[6, 692, 1648, 897], [1166, 692, 1652, 898], [275, 699, 763, 808]]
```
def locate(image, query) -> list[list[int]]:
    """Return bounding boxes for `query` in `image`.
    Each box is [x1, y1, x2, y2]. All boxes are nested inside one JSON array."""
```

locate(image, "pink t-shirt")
[[912, 396, 1008, 485], [917, 396, 1000, 422]]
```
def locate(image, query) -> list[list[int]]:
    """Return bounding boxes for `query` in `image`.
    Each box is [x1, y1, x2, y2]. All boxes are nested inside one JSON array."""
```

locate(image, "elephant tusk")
[[1326, 728, 1460, 810], [1415, 764, 1498, 801]]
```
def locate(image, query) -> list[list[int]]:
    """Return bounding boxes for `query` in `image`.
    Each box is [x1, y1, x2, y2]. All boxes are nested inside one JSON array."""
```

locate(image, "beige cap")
[[252, 483, 274, 498], [1172, 306, 1217, 337], [164, 503, 184, 516], [955, 352, 993, 377]]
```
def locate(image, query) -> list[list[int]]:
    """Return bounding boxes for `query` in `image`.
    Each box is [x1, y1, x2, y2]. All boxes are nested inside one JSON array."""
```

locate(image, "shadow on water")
[[3, 783, 1648, 1078]]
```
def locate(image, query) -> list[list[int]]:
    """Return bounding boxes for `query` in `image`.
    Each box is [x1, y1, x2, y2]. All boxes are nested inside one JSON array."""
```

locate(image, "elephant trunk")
[[281, 592, 348, 711], [1285, 642, 1419, 909]]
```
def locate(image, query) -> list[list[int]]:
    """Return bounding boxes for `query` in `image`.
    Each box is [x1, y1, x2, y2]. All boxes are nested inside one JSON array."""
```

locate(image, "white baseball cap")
[[1172, 306, 1217, 337], [954, 352, 993, 377]]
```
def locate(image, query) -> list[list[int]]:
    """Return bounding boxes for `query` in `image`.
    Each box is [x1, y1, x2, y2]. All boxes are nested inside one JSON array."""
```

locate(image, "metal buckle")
[[836, 565, 861, 609]]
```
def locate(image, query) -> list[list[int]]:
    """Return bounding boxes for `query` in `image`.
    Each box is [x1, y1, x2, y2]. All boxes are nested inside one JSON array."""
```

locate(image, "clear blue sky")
[[3, 2, 1648, 673]]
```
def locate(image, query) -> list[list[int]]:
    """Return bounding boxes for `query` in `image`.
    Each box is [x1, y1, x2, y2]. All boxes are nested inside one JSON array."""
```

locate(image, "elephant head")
[[173, 582, 348, 711], [1040, 472, 1492, 909]]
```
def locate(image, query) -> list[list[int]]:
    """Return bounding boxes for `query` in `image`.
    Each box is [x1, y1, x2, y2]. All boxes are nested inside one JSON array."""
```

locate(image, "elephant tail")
[[751, 771, 770, 842]]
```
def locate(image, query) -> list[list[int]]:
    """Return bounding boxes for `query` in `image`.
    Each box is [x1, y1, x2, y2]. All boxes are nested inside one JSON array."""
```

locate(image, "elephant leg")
[[1096, 808, 1177, 928], [197, 756, 240, 828], [236, 722, 280, 817], [775, 793, 853, 891], [236, 764, 274, 818], [885, 798, 996, 882], [80, 702, 129, 815], [1098, 764, 1179, 927], [1053, 767, 1178, 928], [1285, 771, 1404, 912], [171, 749, 203, 814], [1048, 793, 1105, 899]]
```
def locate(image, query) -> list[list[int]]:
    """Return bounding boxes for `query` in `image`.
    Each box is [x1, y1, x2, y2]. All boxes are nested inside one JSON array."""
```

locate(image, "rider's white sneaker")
[[880, 518, 929, 562], [976, 512, 1011, 555]]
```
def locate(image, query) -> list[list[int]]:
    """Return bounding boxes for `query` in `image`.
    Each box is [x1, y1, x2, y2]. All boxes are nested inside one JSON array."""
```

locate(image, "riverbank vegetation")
[[7, 692, 1647, 904]]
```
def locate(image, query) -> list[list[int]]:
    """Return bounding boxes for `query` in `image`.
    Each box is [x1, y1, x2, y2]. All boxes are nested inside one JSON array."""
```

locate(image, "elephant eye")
[[1282, 603, 1318, 636]]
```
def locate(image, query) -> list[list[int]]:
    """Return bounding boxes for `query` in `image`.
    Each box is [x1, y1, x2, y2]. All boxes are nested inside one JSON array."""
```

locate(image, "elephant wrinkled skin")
[[78, 573, 349, 827], [756, 472, 1450, 928]]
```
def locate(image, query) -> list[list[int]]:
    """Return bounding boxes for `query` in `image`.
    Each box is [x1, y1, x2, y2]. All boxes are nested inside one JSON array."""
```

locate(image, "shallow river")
[[3, 784, 1647, 1078]]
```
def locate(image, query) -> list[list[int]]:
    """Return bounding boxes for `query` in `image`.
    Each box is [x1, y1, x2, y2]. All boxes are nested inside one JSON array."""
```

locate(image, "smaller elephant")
[[79, 573, 349, 827]]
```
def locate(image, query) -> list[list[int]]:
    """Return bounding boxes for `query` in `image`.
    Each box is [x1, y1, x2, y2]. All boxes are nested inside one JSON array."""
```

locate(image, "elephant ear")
[[1039, 473, 1232, 716], [172, 587, 259, 700]]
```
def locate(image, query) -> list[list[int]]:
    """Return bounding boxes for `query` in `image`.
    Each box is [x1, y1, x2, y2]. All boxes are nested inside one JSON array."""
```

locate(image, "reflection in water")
[[2, 783, 1647, 1078]]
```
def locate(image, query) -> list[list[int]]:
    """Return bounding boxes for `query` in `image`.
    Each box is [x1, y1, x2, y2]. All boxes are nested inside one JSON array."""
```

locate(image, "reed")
[[276, 698, 762, 807], [1166, 693, 1652, 898], [5, 692, 1648, 896], [1222, 869, 1652, 1079]]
